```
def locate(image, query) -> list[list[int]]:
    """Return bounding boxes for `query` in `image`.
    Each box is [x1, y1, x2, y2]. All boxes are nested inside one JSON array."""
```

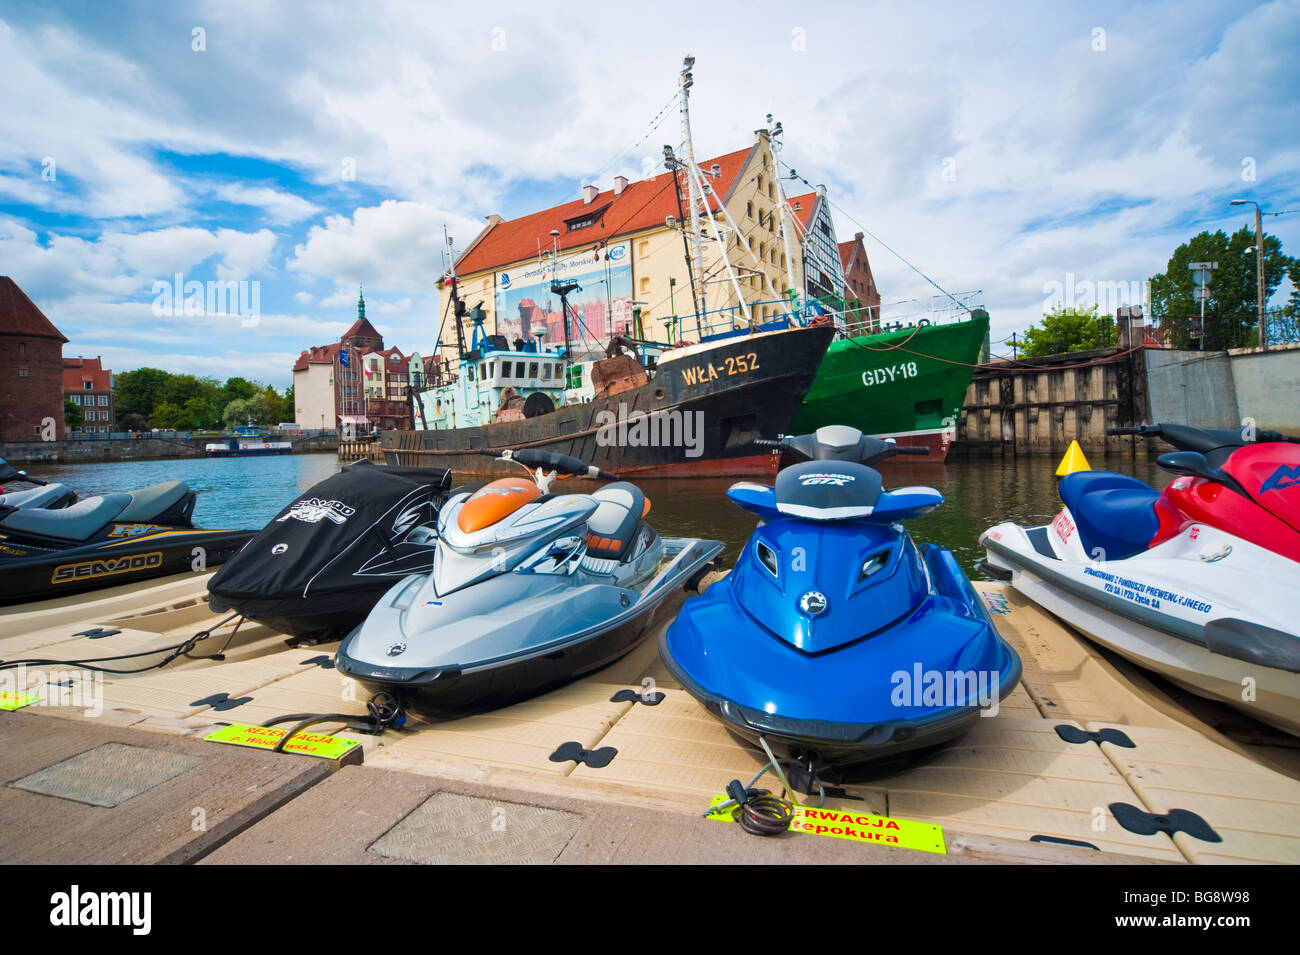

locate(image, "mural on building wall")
[[494, 242, 633, 350]]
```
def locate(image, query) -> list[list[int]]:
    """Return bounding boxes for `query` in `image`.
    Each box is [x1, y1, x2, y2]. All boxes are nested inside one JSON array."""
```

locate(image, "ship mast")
[[443, 226, 468, 362], [770, 114, 798, 315], [679, 56, 707, 335]]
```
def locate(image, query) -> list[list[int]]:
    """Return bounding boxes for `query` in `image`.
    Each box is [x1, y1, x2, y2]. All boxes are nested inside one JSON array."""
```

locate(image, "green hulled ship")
[[792, 308, 989, 460]]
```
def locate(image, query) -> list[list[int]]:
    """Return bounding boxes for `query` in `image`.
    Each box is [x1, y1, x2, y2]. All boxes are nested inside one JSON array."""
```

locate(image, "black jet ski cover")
[[207, 460, 452, 638]]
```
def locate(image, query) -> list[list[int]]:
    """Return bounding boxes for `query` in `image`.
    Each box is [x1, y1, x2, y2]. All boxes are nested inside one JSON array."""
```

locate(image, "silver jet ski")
[[336, 448, 723, 711]]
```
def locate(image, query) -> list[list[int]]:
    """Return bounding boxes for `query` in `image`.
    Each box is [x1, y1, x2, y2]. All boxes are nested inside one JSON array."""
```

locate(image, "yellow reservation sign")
[[205, 723, 360, 759], [706, 794, 947, 854]]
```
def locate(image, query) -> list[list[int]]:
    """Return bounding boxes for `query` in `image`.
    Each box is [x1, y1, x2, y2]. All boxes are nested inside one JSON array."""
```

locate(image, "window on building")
[[757, 175, 764, 193], [746, 201, 753, 218], [639, 240, 649, 258], [99, 395, 109, 406], [71, 394, 80, 405], [18, 369, 28, 377], [639, 277, 650, 294], [18, 343, 25, 356], [83, 381, 92, 389], [757, 210, 765, 228], [768, 182, 775, 200]]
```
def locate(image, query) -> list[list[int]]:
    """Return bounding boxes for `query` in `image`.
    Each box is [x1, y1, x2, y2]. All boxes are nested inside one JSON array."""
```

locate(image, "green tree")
[[1149, 227, 1289, 349], [222, 395, 274, 430], [114, 367, 172, 426], [1020, 304, 1116, 358], [64, 398, 84, 431], [151, 401, 187, 430], [221, 377, 259, 408], [182, 396, 213, 429], [1284, 258, 1300, 318]]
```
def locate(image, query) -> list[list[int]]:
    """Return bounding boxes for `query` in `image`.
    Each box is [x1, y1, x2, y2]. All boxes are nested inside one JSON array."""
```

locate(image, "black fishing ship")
[[384, 315, 834, 477]]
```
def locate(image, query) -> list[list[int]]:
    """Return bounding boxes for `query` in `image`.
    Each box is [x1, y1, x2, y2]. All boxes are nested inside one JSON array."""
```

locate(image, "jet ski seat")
[[0, 493, 131, 542], [585, 482, 650, 561], [1058, 471, 1160, 561], [117, 480, 192, 523], [0, 484, 71, 510]]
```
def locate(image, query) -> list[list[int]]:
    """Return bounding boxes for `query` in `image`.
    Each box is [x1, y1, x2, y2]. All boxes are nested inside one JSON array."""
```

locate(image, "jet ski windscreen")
[[207, 460, 452, 636]]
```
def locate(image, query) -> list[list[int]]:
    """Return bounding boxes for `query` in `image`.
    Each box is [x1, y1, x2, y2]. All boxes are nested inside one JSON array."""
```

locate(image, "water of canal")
[[15, 451, 1167, 576]]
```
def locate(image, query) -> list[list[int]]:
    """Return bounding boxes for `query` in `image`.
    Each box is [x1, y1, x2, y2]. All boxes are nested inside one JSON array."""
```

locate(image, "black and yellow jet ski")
[[0, 471, 255, 605]]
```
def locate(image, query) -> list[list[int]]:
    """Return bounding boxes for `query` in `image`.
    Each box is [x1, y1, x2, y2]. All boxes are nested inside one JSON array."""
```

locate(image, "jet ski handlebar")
[[1108, 423, 1297, 450], [755, 433, 929, 465], [479, 448, 619, 480], [0, 458, 43, 485]]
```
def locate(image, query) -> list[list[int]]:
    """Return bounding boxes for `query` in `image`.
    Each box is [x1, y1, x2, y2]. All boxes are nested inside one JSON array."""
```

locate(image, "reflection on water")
[[18, 451, 1168, 575]]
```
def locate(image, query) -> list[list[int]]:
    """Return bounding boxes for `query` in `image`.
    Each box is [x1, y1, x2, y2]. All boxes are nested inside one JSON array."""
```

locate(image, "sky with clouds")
[[1, 0, 1297, 389]]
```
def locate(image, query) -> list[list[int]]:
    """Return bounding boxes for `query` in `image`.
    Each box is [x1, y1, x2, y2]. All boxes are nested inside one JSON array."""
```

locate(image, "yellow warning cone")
[[1056, 440, 1092, 476]]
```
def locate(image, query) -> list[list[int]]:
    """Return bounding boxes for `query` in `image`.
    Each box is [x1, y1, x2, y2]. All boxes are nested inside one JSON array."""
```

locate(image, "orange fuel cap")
[[457, 478, 541, 533]]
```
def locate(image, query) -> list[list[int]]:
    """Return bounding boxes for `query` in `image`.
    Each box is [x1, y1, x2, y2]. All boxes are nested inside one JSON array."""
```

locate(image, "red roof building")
[[291, 290, 413, 433], [0, 277, 68, 443], [838, 232, 882, 333], [62, 356, 116, 435], [436, 130, 797, 362]]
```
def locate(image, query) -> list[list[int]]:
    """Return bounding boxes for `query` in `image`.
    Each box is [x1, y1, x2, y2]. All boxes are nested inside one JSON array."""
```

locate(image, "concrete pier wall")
[[1228, 343, 1300, 433], [1143, 350, 1239, 429]]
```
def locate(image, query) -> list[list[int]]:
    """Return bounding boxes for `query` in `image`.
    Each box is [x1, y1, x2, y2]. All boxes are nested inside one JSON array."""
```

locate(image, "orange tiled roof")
[[454, 145, 758, 276], [62, 356, 113, 391], [0, 277, 67, 341], [786, 192, 818, 231]]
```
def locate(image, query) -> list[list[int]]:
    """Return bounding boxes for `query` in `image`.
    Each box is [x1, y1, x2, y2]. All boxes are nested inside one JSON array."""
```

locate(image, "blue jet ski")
[[661, 425, 1022, 766]]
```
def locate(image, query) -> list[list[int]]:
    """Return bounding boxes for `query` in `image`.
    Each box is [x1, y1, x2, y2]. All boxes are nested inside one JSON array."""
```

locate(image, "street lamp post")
[[1229, 199, 1266, 350]]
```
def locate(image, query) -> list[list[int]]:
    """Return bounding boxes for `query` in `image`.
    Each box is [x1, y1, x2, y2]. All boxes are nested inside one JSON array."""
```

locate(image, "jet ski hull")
[[1, 528, 254, 606], [662, 541, 1022, 765], [339, 592, 679, 712], [337, 537, 723, 712], [984, 522, 1300, 736]]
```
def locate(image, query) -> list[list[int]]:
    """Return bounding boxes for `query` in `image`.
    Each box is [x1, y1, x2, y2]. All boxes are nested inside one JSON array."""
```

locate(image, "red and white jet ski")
[[981, 423, 1300, 736]]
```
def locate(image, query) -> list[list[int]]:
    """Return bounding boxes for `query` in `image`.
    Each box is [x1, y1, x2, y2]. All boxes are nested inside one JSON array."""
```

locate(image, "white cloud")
[[213, 183, 322, 224], [0, 0, 1295, 369], [288, 200, 481, 292]]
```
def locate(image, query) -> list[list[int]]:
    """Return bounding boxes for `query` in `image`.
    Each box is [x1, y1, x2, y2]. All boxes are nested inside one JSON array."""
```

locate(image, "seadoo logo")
[[277, 498, 355, 525], [50, 885, 151, 935], [799, 591, 828, 615]]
